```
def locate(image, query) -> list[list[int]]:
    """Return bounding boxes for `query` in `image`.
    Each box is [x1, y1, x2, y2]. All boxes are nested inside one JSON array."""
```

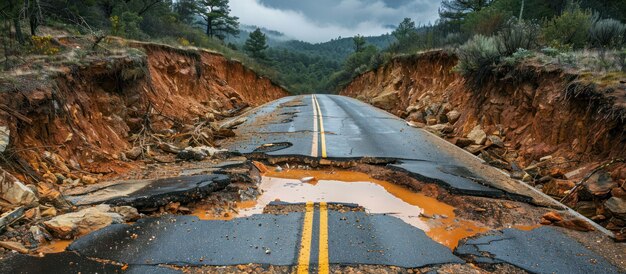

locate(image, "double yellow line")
[[297, 202, 329, 274], [311, 95, 327, 159]]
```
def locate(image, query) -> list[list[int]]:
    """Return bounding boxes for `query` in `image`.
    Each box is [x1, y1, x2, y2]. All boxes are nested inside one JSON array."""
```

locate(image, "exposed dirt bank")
[[340, 51, 626, 237], [0, 38, 288, 181]]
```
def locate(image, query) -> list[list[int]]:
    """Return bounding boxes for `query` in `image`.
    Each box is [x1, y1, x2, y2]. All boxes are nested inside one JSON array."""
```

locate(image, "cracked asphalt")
[[2, 95, 623, 273]]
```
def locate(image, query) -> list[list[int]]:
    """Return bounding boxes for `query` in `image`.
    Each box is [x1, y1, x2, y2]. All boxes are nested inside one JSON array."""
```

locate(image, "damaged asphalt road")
[[2, 94, 624, 273]]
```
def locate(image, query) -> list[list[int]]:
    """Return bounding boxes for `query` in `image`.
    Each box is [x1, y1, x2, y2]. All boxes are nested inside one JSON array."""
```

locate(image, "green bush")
[[542, 3, 593, 49], [462, 6, 511, 36], [502, 48, 535, 66], [456, 35, 500, 82], [588, 19, 626, 50], [497, 19, 540, 56]]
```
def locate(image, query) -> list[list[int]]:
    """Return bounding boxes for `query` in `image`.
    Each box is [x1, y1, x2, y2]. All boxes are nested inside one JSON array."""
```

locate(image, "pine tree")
[[244, 28, 269, 60], [196, 0, 239, 40], [439, 0, 494, 21], [353, 35, 366, 52]]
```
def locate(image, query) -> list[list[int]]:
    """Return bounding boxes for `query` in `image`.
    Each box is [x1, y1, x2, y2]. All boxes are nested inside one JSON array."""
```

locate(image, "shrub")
[[588, 19, 626, 50], [30, 35, 60, 55], [456, 35, 500, 85], [462, 6, 511, 36], [497, 19, 540, 56], [502, 48, 535, 66], [542, 3, 593, 49]]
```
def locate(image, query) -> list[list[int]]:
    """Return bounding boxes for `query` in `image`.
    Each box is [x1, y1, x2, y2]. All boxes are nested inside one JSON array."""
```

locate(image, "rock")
[[426, 118, 438, 126], [0, 207, 25, 231], [426, 124, 454, 134], [542, 179, 575, 198], [465, 145, 484, 155], [28, 225, 51, 246], [43, 151, 70, 173], [81, 175, 98, 185], [300, 177, 315, 183], [0, 126, 9, 153], [583, 171, 616, 197], [0, 168, 38, 206], [112, 206, 140, 222], [44, 204, 124, 239], [486, 136, 504, 148], [611, 187, 626, 199], [467, 125, 487, 145], [275, 166, 283, 172], [605, 197, 626, 219], [37, 182, 70, 209], [542, 211, 564, 223], [41, 206, 57, 217], [446, 110, 461, 124], [0, 241, 29, 254], [454, 138, 473, 148], [406, 121, 425, 128], [539, 155, 553, 162], [522, 173, 533, 182], [159, 143, 181, 154], [24, 207, 41, 220], [575, 201, 597, 218], [177, 146, 227, 161], [219, 117, 248, 130], [406, 111, 425, 124], [125, 147, 142, 160], [554, 219, 595, 232]]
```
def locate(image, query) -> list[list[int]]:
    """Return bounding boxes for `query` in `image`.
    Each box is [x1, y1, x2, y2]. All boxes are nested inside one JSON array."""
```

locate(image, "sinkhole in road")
[[245, 166, 488, 249]]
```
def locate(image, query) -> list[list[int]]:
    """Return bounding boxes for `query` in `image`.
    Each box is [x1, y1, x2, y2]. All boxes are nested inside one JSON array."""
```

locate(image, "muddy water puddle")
[[36, 240, 73, 254], [246, 166, 489, 249]]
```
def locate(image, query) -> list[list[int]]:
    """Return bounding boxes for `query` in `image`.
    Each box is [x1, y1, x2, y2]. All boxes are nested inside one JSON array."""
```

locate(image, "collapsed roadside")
[[340, 50, 626, 240]]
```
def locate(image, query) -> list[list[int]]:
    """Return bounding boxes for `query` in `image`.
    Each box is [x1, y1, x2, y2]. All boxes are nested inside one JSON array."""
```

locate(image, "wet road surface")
[[2, 95, 623, 273]]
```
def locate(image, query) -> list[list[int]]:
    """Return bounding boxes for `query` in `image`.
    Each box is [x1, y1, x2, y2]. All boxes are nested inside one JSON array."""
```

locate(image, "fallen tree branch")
[[0, 104, 32, 125]]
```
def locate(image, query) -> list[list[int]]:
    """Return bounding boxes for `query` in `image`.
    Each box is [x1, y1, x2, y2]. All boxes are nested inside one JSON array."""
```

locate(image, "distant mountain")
[[226, 25, 293, 46], [275, 34, 396, 61]]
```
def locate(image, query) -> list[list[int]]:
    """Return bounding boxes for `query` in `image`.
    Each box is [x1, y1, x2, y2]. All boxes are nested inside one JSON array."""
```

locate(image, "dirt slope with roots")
[[0, 39, 288, 180], [341, 50, 626, 236]]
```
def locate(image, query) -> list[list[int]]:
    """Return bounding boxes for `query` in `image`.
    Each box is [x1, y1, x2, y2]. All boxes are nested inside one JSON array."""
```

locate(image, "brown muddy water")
[[244, 165, 489, 249]]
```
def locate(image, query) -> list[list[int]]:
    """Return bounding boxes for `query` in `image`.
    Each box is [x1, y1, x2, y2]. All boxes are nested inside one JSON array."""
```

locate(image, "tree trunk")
[[8, 0, 25, 45], [13, 18, 25, 45]]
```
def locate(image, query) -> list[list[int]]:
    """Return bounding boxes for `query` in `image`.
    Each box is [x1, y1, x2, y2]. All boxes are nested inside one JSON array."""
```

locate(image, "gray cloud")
[[230, 0, 440, 43]]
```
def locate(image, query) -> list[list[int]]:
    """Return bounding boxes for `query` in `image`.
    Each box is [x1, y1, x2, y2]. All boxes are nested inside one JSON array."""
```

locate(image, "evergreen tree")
[[244, 28, 269, 60], [196, 0, 239, 40], [392, 18, 416, 43], [439, 0, 494, 21], [353, 35, 366, 52]]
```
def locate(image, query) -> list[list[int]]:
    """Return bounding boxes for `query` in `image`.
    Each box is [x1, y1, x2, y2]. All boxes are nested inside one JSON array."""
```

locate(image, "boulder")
[[486, 135, 504, 148], [44, 204, 124, 239], [583, 171, 616, 197], [467, 125, 487, 145], [605, 197, 626, 219], [446, 110, 461, 124], [0, 126, 9, 153], [454, 138, 474, 148], [125, 147, 142, 160], [575, 201, 597, 218], [0, 168, 38, 206]]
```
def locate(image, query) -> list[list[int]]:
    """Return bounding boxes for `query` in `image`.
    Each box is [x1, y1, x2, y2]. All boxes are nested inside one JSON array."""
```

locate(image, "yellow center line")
[[297, 202, 314, 274], [318, 202, 330, 274], [311, 96, 319, 157], [313, 95, 328, 158]]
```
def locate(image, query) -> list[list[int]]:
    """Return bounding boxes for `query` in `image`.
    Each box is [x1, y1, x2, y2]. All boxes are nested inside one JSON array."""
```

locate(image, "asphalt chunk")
[[66, 174, 230, 209], [455, 226, 621, 274]]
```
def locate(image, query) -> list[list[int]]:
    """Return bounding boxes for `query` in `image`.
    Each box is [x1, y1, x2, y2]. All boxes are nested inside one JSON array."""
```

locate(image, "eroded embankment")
[[0, 40, 288, 181], [340, 51, 626, 236]]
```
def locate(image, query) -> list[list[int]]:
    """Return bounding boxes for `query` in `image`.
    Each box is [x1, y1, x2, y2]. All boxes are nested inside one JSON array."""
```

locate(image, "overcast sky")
[[229, 0, 441, 43]]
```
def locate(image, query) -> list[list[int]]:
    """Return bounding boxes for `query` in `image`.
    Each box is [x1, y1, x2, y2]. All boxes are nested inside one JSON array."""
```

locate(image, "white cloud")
[[230, 0, 440, 43]]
